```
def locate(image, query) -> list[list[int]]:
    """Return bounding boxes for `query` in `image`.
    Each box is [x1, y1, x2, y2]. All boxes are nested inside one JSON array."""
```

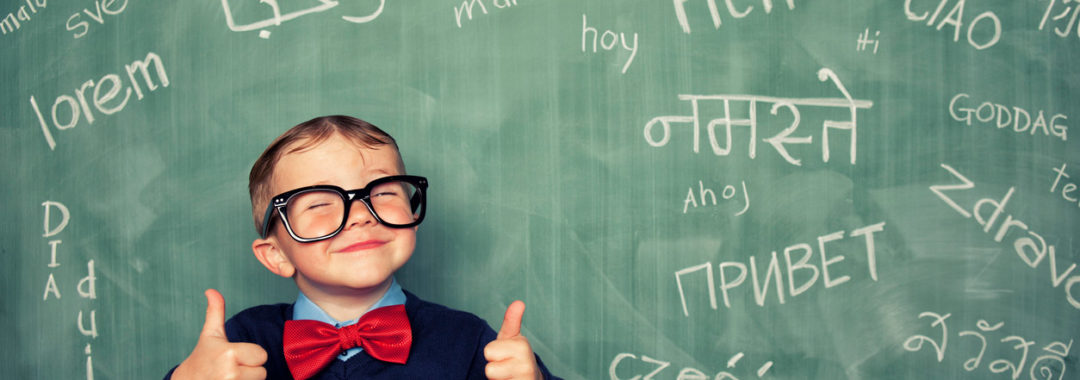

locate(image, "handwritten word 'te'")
[[949, 93, 1068, 142], [1, 0, 45, 36], [610, 352, 773, 380], [682, 180, 749, 216], [931, 164, 1080, 309], [1050, 163, 1080, 209], [675, 221, 886, 316], [672, 0, 795, 34], [581, 14, 638, 74], [29, 51, 168, 151], [65, 0, 127, 39], [904, 0, 1002, 50]]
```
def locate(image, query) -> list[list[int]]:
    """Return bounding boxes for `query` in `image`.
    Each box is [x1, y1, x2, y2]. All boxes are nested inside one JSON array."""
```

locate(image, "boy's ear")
[[252, 237, 295, 278]]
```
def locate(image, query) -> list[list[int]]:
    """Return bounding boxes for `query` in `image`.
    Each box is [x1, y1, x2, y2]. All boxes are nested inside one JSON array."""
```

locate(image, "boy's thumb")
[[200, 289, 227, 338], [497, 300, 525, 339]]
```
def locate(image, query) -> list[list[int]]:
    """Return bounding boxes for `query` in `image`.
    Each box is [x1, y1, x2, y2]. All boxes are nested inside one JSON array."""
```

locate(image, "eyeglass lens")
[[283, 180, 422, 239]]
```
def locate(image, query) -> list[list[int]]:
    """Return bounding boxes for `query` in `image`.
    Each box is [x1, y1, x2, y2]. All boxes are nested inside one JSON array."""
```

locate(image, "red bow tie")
[[283, 304, 412, 380]]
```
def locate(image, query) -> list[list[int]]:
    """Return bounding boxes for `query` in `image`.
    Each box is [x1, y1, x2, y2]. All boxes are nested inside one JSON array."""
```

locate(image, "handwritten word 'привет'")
[[610, 351, 774, 380], [582, 14, 638, 74], [904, 0, 1002, 50], [675, 221, 886, 316], [949, 93, 1068, 142], [645, 68, 873, 166], [682, 180, 749, 216], [930, 164, 1080, 310], [673, 0, 795, 34], [1, 0, 46, 36], [65, 0, 127, 39], [41, 201, 99, 380], [903, 311, 1073, 379], [30, 51, 169, 151], [221, 0, 383, 39]]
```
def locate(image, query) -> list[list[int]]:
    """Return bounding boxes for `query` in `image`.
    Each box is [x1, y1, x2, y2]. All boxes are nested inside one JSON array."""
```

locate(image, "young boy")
[[167, 115, 556, 379]]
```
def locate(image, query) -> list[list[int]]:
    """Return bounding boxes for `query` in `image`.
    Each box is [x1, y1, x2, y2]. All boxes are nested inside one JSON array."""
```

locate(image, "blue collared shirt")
[[292, 277, 407, 361]]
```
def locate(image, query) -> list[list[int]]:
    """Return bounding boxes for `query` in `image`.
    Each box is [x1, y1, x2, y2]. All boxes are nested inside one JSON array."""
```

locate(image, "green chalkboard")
[[3, 0, 1079, 379]]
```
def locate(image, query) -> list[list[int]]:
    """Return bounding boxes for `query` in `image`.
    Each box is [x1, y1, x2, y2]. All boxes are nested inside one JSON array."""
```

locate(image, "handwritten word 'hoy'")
[[931, 164, 1080, 309], [683, 180, 749, 216], [903, 311, 1073, 379], [610, 351, 773, 380], [29, 51, 168, 151], [645, 68, 873, 166], [904, 0, 1002, 50], [673, 0, 795, 34], [675, 222, 886, 316], [582, 14, 638, 74]]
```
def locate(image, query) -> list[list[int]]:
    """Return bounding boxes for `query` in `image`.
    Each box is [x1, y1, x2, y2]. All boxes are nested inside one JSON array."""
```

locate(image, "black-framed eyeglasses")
[[260, 175, 428, 242]]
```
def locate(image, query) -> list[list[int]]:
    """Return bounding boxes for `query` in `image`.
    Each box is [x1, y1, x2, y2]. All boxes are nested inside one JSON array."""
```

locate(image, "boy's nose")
[[344, 200, 378, 229]]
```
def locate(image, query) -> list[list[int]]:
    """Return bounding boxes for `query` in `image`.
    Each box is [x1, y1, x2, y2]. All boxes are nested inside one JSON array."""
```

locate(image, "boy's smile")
[[251, 133, 415, 312]]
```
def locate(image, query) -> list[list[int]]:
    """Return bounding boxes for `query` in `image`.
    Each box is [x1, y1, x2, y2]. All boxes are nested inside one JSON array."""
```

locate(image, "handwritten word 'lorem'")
[[644, 68, 873, 166]]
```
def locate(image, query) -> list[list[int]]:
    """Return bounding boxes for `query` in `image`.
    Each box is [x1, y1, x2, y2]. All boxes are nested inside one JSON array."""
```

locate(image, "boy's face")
[[252, 133, 415, 297]]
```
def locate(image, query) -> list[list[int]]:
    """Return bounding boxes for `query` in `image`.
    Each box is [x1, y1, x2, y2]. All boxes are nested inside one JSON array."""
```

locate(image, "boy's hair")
[[248, 115, 402, 233]]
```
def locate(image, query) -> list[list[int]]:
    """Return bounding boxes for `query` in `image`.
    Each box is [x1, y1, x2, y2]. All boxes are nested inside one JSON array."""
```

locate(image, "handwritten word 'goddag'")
[[645, 68, 873, 166], [675, 221, 886, 316], [949, 93, 1068, 142], [931, 164, 1080, 309]]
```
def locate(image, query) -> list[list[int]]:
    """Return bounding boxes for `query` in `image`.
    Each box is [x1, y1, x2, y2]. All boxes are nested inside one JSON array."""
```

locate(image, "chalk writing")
[[645, 68, 873, 166], [903, 0, 1002, 50], [610, 351, 773, 380], [65, 0, 127, 39], [221, 0, 383, 39], [1040, 0, 1080, 40], [1, 0, 46, 36], [30, 51, 169, 151], [682, 179, 749, 216], [675, 221, 886, 316], [856, 28, 880, 54], [41, 200, 99, 379], [454, 0, 520, 28], [581, 14, 639, 74], [672, 0, 796, 34], [903, 311, 1073, 379], [930, 164, 1080, 309], [948, 93, 1068, 142], [1050, 163, 1080, 209]]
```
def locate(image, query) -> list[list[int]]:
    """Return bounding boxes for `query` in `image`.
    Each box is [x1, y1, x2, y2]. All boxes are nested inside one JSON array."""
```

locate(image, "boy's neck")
[[297, 278, 394, 322]]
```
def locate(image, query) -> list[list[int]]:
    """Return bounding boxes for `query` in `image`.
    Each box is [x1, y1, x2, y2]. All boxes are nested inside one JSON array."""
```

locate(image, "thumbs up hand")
[[171, 289, 269, 380], [483, 300, 542, 380]]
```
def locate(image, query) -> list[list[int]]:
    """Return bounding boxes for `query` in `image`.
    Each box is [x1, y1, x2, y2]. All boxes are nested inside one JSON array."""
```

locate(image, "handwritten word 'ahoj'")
[[903, 311, 1073, 380], [645, 68, 873, 166], [30, 51, 169, 151], [931, 164, 1080, 309], [610, 351, 774, 380], [949, 93, 1068, 142], [675, 222, 886, 316], [673, 0, 795, 34], [222, 0, 384, 39], [682, 179, 749, 216], [904, 0, 1002, 50], [41, 201, 99, 380]]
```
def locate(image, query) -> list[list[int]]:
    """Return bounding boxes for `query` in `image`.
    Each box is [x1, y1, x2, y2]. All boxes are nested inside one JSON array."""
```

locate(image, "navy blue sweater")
[[167, 290, 557, 379]]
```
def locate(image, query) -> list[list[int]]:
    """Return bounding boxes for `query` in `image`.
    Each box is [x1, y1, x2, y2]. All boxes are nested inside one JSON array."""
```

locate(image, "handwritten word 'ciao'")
[[673, 0, 795, 34], [645, 68, 873, 166], [903, 311, 1073, 379], [904, 0, 1002, 50], [931, 164, 1080, 309], [221, 0, 383, 39], [675, 222, 886, 316], [30, 51, 169, 151], [610, 351, 773, 380]]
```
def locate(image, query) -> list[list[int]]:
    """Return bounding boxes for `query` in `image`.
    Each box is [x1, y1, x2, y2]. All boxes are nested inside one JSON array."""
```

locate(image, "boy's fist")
[[484, 300, 542, 380], [171, 289, 268, 380]]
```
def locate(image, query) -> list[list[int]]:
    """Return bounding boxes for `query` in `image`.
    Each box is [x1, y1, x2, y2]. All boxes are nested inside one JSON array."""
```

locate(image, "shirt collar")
[[292, 277, 407, 327]]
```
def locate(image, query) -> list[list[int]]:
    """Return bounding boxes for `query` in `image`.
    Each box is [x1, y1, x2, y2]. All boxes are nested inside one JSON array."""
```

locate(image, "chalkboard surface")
[[3, 1, 1078, 379]]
